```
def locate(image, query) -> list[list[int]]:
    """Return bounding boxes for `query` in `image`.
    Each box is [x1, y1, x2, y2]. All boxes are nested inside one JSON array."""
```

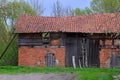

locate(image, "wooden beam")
[[112, 39, 114, 45], [102, 39, 105, 46], [100, 45, 120, 49]]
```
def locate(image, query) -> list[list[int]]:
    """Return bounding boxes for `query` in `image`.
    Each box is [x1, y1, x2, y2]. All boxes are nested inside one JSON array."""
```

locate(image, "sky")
[[42, 0, 92, 16]]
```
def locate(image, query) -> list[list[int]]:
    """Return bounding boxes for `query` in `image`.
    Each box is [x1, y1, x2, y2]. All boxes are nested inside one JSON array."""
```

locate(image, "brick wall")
[[99, 40, 111, 68], [18, 46, 65, 67], [100, 48, 110, 68], [99, 40, 120, 68], [18, 36, 120, 68]]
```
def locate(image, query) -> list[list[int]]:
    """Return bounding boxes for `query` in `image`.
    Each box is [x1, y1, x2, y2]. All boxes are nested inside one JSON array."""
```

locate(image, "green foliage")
[[73, 0, 120, 15], [3, 1, 36, 30], [74, 8, 81, 15], [6, 1, 36, 18], [0, 36, 18, 66], [0, 1, 37, 66], [0, 21, 8, 42], [90, 0, 120, 13], [72, 8, 92, 16], [0, 66, 120, 80]]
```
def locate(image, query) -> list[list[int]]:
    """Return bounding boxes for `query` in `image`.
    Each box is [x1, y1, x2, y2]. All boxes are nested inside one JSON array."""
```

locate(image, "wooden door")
[[88, 39, 100, 68], [65, 33, 100, 68], [45, 53, 56, 67], [111, 54, 120, 68], [78, 38, 89, 67], [65, 37, 77, 67]]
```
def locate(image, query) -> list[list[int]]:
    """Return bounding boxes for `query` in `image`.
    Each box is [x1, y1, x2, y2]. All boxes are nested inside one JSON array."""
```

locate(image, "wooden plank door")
[[65, 37, 77, 67], [65, 34, 100, 68], [45, 53, 56, 67], [111, 54, 120, 68], [77, 37, 89, 67], [88, 39, 100, 68]]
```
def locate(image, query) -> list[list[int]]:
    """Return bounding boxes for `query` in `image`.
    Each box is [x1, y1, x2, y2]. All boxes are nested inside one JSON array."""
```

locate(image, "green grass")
[[0, 66, 120, 80]]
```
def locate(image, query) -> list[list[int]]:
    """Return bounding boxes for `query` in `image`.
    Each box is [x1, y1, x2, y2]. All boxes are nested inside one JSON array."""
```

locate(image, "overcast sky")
[[42, 0, 92, 16]]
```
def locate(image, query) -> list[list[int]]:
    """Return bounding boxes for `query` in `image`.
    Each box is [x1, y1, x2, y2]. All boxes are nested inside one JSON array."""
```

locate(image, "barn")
[[14, 13, 120, 68]]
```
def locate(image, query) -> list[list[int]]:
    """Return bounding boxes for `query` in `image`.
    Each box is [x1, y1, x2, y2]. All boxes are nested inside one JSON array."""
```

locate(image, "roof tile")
[[14, 13, 120, 33]]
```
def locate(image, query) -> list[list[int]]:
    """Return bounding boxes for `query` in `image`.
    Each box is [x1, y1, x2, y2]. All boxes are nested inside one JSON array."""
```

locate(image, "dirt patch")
[[0, 73, 77, 80]]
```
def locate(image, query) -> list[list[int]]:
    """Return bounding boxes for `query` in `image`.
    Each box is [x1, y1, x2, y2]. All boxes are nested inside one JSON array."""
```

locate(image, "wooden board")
[[45, 53, 56, 67], [65, 33, 100, 68], [111, 54, 120, 68]]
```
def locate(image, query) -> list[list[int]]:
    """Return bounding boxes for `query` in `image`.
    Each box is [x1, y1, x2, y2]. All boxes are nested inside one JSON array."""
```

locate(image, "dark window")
[[51, 33, 60, 39], [18, 33, 42, 46]]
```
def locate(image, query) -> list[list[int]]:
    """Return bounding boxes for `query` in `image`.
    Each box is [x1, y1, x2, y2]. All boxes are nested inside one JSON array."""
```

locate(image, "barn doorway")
[[45, 53, 56, 67], [65, 33, 100, 68]]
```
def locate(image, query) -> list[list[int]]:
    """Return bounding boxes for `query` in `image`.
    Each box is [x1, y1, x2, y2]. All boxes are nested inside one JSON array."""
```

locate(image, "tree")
[[0, 1, 9, 42], [0, 0, 8, 41], [26, 0, 44, 15], [52, 0, 64, 17], [0, 1, 37, 65], [2, 1, 36, 31], [72, 8, 92, 16], [64, 7, 74, 16], [90, 0, 120, 13], [51, 0, 74, 17], [0, 0, 7, 5]]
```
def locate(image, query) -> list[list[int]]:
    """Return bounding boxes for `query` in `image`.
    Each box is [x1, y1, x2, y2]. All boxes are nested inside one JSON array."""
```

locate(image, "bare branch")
[[27, 0, 44, 15]]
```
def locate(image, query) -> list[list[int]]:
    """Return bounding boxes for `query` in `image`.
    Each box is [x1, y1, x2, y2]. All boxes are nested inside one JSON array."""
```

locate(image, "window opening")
[[42, 33, 50, 44]]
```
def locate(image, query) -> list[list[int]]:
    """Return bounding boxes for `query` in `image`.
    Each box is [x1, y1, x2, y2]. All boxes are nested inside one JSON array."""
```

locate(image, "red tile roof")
[[14, 13, 120, 33]]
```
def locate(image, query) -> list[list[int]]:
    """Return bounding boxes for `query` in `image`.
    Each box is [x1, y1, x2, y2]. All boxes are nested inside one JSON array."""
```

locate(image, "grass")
[[0, 66, 120, 80]]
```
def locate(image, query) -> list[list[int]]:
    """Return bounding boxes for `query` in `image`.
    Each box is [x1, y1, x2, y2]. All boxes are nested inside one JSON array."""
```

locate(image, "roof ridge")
[[19, 13, 119, 18]]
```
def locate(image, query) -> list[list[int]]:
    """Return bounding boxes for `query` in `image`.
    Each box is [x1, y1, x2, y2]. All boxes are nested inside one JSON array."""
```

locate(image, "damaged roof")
[[14, 13, 120, 33]]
